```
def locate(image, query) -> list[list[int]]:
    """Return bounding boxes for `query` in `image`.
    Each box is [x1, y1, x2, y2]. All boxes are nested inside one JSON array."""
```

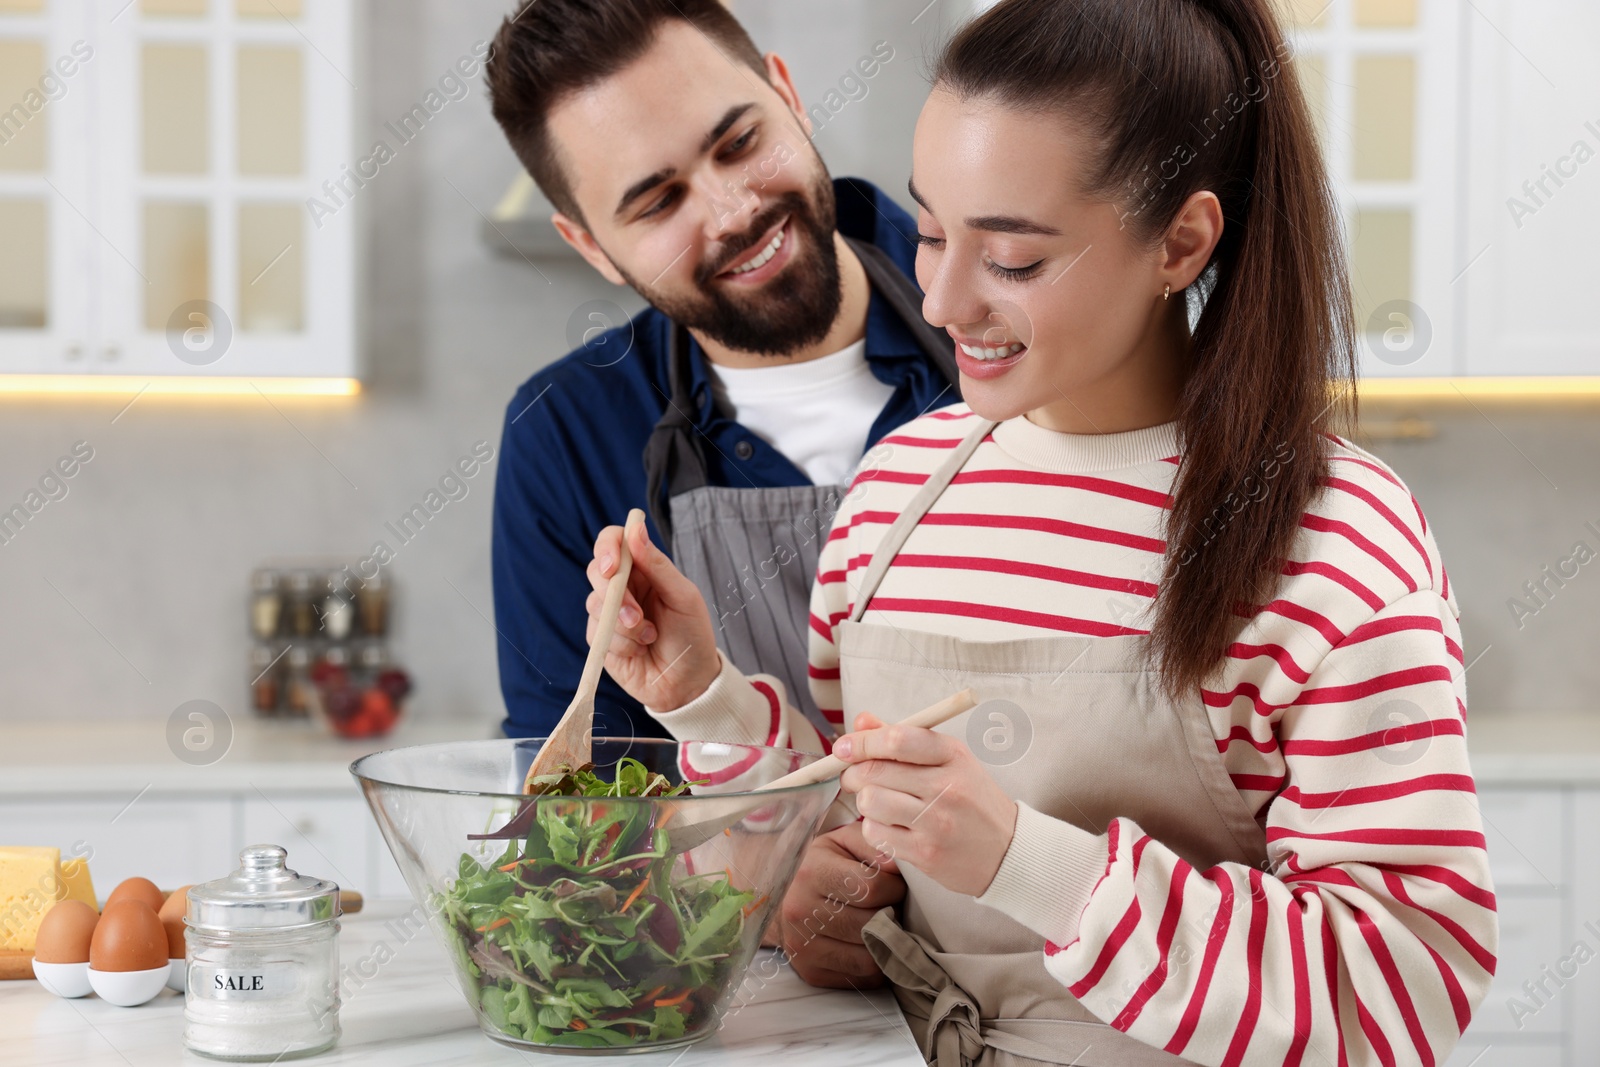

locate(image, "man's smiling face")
[[548, 20, 843, 357]]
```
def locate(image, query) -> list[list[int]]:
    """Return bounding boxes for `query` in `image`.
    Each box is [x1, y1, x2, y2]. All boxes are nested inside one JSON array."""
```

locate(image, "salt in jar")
[[183, 845, 341, 1061]]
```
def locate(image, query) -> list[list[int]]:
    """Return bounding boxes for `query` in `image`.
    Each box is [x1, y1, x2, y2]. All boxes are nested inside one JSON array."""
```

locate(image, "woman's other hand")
[[585, 518, 721, 712], [836, 711, 1019, 898]]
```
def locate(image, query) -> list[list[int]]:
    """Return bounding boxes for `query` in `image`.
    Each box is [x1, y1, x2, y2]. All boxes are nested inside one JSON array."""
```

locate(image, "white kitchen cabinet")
[[1564, 790, 1600, 1067], [0, 793, 237, 892], [240, 790, 371, 892], [1286, 0, 1466, 379], [1478, 787, 1566, 889], [368, 817, 411, 901], [1280, 0, 1600, 381], [1474, 892, 1567, 1035], [0, 787, 406, 900], [1459, 0, 1600, 376], [0, 0, 93, 365], [0, 0, 357, 380], [1453, 785, 1600, 1065], [1448, 1039, 1565, 1066]]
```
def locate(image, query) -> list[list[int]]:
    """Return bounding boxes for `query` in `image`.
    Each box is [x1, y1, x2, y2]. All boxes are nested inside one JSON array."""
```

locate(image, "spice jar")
[[286, 572, 316, 638], [320, 590, 354, 642], [183, 845, 341, 1061], [249, 647, 281, 715], [249, 570, 282, 640], [354, 572, 388, 636], [284, 646, 313, 718]]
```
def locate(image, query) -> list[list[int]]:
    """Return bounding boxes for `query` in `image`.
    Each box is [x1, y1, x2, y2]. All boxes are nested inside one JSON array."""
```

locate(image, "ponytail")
[[935, 0, 1357, 696]]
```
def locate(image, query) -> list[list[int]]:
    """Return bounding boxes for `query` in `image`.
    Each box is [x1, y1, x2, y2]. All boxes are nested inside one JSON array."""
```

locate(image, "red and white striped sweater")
[[651, 404, 1496, 1066]]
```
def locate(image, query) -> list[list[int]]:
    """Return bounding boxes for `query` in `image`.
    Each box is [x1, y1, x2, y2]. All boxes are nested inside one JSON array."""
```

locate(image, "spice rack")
[[248, 567, 410, 736]]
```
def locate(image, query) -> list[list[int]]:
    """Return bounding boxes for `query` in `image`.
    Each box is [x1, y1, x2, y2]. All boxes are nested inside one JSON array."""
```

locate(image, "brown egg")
[[104, 877, 165, 913], [89, 900, 168, 972], [157, 885, 191, 959], [34, 900, 99, 964]]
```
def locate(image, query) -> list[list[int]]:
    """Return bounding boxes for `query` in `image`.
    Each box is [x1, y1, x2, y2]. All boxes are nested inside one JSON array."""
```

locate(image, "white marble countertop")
[[4, 708, 1600, 796], [3, 903, 925, 1066]]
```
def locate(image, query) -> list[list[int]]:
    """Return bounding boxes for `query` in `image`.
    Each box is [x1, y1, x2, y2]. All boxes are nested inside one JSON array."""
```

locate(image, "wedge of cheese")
[[59, 856, 96, 908], [0, 846, 98, 952]]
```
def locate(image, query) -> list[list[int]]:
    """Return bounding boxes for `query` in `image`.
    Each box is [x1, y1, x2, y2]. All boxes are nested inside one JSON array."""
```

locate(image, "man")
[[484, 0, 956, 989], [486, 1, 956, 743]]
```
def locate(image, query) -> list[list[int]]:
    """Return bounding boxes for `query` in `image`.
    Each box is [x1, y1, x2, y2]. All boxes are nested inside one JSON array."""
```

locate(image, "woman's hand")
[[835, 712, 1018, 898], [584, 519, 721, 713]]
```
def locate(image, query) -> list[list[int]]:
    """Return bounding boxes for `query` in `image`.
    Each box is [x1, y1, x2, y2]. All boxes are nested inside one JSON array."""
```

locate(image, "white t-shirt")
[[707, 339, 894, 487]]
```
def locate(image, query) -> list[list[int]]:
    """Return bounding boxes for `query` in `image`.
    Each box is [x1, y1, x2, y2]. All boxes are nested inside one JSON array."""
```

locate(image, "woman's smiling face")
[[910, 87, 1220, 432]]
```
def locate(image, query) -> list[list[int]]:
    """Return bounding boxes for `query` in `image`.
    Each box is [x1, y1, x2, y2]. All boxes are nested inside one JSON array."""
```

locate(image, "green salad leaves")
[[435, 758, 759, 1049]]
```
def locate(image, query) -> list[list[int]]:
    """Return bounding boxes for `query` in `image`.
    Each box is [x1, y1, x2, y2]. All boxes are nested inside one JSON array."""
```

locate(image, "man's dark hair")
[[486, 0, 768, 226]]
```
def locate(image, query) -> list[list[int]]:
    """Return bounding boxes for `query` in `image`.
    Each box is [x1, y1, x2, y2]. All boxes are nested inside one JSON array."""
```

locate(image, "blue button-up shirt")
[[491, 177, 954, 739]]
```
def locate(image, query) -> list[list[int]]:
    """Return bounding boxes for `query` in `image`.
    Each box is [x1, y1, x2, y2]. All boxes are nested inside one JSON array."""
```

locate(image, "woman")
[[583, 0, 1497, 1062]]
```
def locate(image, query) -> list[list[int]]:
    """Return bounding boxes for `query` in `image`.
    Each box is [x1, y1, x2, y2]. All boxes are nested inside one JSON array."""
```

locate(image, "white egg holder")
[[31, 958, 184, 1004]]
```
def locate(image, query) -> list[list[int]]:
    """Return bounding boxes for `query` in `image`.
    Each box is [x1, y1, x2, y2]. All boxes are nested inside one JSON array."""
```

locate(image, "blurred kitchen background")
[[0, 0, 1595, 724]]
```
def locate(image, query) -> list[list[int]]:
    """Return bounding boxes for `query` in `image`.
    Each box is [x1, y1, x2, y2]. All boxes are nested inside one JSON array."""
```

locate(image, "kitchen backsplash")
[[1356, 399, 1600, 714]]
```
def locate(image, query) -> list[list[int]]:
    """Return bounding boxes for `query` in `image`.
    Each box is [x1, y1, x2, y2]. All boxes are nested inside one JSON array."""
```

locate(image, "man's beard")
[[618, 173, 842, 358]]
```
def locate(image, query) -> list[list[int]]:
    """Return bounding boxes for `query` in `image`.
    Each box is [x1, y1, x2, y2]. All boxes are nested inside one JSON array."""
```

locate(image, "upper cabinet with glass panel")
[[1458, 0, 1600, 377], [0, 0, 88, 366], [0, 0, 354, 381], [1281, 0, 1463, 378], [1283, 0, 1600, 380]]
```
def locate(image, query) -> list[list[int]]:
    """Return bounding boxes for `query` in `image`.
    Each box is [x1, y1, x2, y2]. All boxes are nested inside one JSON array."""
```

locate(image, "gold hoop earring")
[[1163, 284, 1171, 301]]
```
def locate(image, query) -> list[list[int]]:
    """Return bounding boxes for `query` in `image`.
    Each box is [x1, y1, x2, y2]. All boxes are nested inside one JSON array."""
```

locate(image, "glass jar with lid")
[[249, 569, 282, 640], [285, 572, 317, 638], [183, 845, 341, 1061], [354, 572, 388, 636], [283, 646, 313, 718], [249, 646, 282, 716]]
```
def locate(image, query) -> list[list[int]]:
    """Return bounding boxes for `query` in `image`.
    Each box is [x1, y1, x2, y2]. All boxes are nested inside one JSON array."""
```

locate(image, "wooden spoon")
[[522, 508, 646, 792], [752, 688, 978, 793]]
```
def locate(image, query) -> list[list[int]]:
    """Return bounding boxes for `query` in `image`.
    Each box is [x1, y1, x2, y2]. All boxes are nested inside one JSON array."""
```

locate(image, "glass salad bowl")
[[351, 737, 837, 1054]]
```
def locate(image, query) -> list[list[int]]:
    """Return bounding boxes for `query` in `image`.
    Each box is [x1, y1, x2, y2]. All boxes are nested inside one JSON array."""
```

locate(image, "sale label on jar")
[[192, 963, 301, 999]]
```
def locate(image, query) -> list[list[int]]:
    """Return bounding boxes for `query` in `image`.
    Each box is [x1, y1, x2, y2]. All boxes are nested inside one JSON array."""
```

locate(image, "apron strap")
[[641, 324, 709, 545], [643, 241, 960, 548], [861, 908, 986, 1066], [843, 236, 960, 390], [863, 909, 1115, 1067], [848, 417, 996, 623]]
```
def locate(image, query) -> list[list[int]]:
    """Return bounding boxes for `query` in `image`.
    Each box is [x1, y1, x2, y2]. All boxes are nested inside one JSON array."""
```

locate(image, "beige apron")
[[839, 418, 1270, 1067]]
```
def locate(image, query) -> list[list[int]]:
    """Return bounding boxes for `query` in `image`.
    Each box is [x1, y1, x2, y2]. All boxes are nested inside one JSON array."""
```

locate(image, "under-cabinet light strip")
[[1358, 377, 1600, 399], [1, 375, 1596, 401], [0, 376, 361, 397]]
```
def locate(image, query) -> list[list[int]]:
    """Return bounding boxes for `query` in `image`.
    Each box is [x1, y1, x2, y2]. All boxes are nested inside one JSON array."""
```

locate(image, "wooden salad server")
[[664, 688, 979, 852], [522, 508, 646, 792], [754, 688, 978, 792]]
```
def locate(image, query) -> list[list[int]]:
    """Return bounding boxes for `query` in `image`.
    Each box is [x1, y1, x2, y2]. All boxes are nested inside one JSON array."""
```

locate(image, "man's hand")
[[584, 519, 722, 712], [771, 820, 905, 988]]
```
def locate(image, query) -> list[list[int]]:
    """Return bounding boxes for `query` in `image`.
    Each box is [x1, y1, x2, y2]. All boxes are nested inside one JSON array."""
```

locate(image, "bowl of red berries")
[[311, 656, 413, 738]]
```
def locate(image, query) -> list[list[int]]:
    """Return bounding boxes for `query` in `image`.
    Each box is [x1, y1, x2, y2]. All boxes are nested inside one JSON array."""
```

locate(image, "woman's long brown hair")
[[935, 0, 1358, 697]]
